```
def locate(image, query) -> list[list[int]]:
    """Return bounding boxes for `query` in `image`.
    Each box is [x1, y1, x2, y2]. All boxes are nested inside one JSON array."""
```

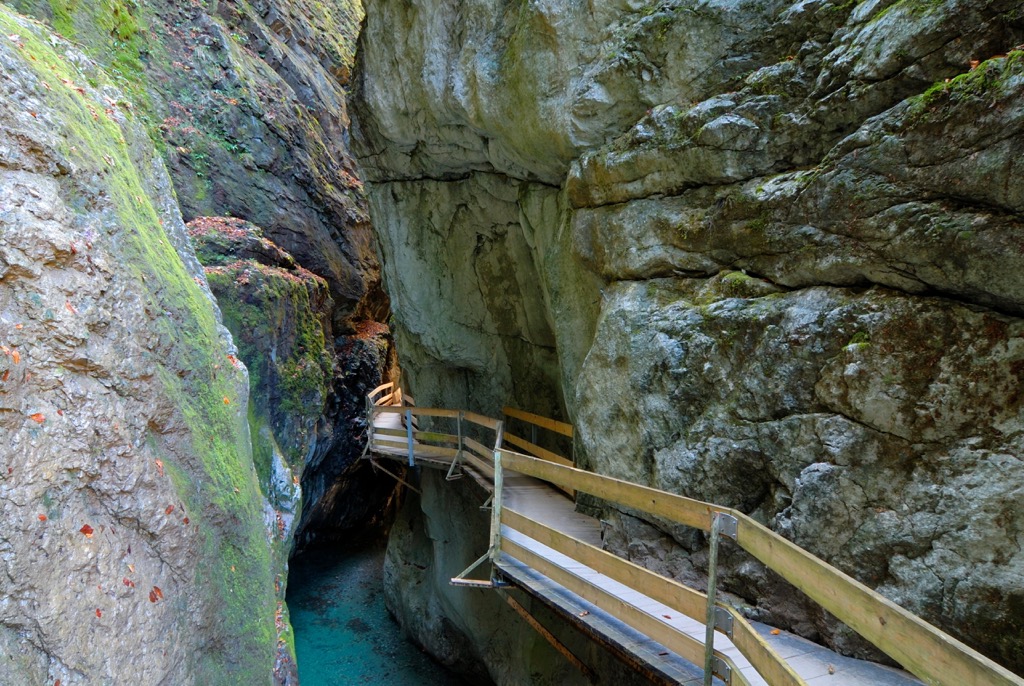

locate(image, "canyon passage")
[[0, 0, 1023, 684]]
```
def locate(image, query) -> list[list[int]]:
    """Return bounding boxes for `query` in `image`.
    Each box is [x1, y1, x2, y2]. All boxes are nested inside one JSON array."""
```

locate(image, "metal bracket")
[[714, 606, 734, 638], [449, 549, 508, 588], [716, 513, 738, 540], [708, 659, 733, 683], [712, 656, 732, 684]]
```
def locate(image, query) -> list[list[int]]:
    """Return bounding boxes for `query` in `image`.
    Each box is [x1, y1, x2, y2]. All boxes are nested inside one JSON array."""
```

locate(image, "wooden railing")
[[363, 392, 1024, 686], [494, 450, 1024, 686]]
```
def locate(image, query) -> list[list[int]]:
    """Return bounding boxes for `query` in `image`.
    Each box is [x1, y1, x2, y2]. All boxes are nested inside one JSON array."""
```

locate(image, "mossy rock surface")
[[0, 8, 279, 684]]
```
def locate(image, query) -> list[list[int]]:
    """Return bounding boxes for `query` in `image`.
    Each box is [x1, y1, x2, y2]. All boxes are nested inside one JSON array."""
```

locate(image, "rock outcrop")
[[9, 0, 399, 548], [354, 0, 1024, 679], [188, 217, 396, 549], [9, 0, 381, 329], [0, 10, 281, 683]]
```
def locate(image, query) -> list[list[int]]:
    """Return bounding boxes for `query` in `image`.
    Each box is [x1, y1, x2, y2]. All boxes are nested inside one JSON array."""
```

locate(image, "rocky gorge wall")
[[353, 0, 1024, 679], [0, 0, 395, 682], [8, 0, 397, 552], [0, 10, 282, 682]]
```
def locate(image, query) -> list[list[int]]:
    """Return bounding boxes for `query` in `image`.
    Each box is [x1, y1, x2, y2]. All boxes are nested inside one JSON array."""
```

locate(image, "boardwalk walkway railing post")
[[490, 447, 504, 586], [405, 408, 415, 467], [703, 512, 726, 686]]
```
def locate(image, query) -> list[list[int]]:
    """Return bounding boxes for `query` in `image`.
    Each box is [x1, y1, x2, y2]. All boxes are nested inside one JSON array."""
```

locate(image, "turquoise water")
[[288, 537, 467, 686]]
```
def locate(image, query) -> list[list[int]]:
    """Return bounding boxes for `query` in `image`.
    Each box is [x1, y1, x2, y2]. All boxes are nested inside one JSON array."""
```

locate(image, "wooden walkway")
[[362, 384, 1022, 686]]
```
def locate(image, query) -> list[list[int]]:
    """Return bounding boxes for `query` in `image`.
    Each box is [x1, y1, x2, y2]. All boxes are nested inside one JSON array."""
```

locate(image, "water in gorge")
[[288, 536, 468, 685]]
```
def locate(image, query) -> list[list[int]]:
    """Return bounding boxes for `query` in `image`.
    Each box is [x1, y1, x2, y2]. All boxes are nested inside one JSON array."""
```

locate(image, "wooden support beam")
[[499, 590, 597, 683]]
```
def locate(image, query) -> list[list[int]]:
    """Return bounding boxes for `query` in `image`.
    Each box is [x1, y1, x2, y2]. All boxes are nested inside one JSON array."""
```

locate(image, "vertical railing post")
[[405, 408, 415, 467], [704, 513, 723, 686], [457, 411, 464, 460], [446, 411, 465, 481], [490, 420, 506, 584], [490, 449, 504, 577], [494, 419, 505, 452]]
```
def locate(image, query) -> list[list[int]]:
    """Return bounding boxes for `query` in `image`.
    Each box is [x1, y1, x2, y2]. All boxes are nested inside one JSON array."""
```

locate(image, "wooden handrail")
[[497, 449, 1023, 686], [500, 536, 752, 684], [503, 406, 573, 437], [368, 381, 394, 399], [502, 507, 806, 686]]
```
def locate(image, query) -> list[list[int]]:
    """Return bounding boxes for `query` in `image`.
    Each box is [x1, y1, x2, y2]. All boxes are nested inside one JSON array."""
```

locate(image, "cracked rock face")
[[0, 10, 280, 684], [354, 0, 1024, 677]]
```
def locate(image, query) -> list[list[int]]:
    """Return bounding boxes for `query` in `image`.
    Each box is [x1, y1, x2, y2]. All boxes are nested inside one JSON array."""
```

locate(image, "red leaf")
[[95, 608, 102, 618], [11, 350, 19, 364], [148, 590, 157, 603], [182, 517, 189, 525], [662, 614, 672, 619], [2, 370, 9, 382], [37, 514, 47, 522], [222, 396, 230, 405], [154, 459, 164, 476], [123, 577, 135, 588], [64, 301, 77, 315], [55, 680, 61, 686], [79, 524, 94, 538], [29, 413, 45, 423], [165, 504, 175, 515], [153, 586, 164, 600]]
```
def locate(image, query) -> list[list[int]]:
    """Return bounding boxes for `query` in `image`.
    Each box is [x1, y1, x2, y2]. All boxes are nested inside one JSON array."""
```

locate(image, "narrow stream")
[[288, 535, 467, 685]]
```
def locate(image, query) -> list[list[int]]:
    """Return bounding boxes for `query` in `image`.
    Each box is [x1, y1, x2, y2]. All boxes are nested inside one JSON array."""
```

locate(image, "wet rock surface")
[[354, 0, 1024, 677]]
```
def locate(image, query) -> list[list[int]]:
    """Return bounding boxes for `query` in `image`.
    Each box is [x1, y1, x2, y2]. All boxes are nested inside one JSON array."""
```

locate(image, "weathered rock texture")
[[0, 9, 281, 684], [188, 217, 397, 549], [8, 0, 398, 548], [9, 0, 382, 330], [354, 0, 1024, 678]]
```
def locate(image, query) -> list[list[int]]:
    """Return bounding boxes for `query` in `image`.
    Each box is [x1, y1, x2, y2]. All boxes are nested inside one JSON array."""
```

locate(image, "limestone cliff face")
[[7, 0, 398, 548], [0, 10, 281, 684], [10, 0, 380, 329], [354, 0, 1024, 677], [188, 217, 397, 549]]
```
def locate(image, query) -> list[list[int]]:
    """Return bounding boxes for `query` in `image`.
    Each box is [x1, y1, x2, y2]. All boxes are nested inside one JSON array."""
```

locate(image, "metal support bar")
[[450, 550, 491, 585], [494, 420, 505, 451], [360, 397, 374, 459], [479, 495, 493, 511], [405, 408, 415, 467], [446, 411, 465, 480], [704, 512, 724, 686]]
